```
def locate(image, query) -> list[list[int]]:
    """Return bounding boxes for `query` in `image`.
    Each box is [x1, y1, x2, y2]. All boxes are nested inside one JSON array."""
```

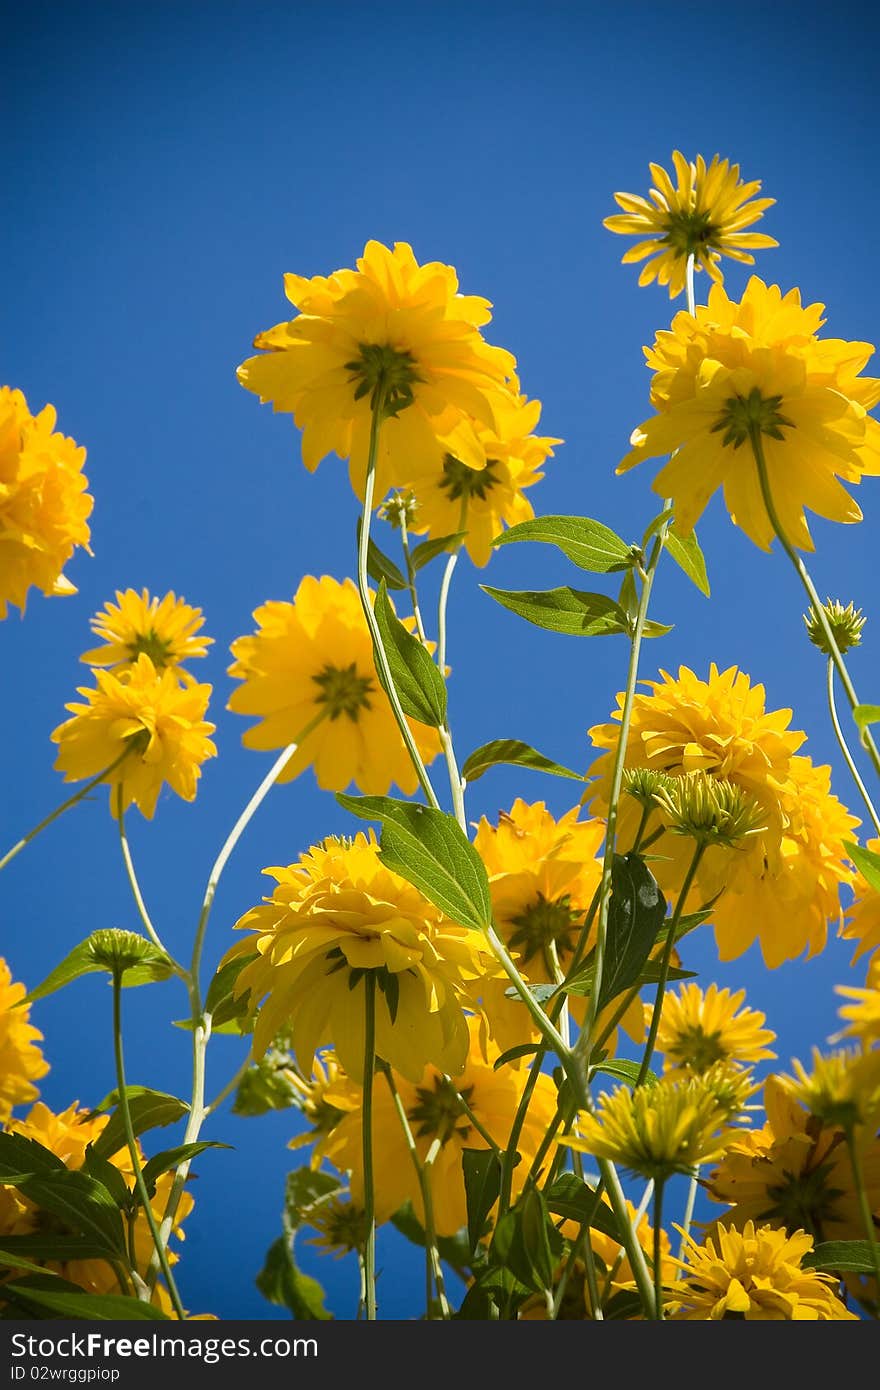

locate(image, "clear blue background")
[[4, 0, 879, 1320]]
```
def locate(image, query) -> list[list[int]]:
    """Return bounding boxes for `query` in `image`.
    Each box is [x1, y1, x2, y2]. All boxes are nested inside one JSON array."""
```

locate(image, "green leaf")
[[493, 515, 632, 573], [90, 1088, 189, 1161], [492, 1043, 541, 1071], [0, 1248, 68, 1278], [234, 1046, 301, 1116], [641, 507, 673, 547], [854, 705, 880, 746], [803, 1239, 880, 1274], [461, 739, 582, 785], [603, 1289, 646, 1319], [0, 1234, 117, 1263], [410, 532, 466, 571], [592, 1058, 658, 1088], [373, 578, 447, 727], [665, 526, 710, 597], [617, 569, 639, 626], [204, 952, 256, 1033], [481, 585, 629, 638], [285, 1167, 342, 1230], [462, 1149, 502, 1254], [15, 1171, 127, 1257], [642, 619, 674, 637], [544, 1173, 621, 1241], [599, 853, 667, 1012], [0, 1132, 65, 1181], [337, 794, 492, 931], [81, 1148, 133, 1211], [846, 841, 880, 894], [256, 1236, 332, 1320], [490, 1190, 561, 1292], [502, 981, 558, 1005], [390, 1201, 473, 1271], [4, 1281, 169, 1320], [23, 934, 173, 1004], [141, 1142, 230, 1195], [356, 522, 407, 591]]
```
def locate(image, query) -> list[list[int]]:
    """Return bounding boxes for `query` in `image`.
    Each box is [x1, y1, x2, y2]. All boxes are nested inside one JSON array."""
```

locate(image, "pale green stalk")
[[827, 658, 880, 837], [844, 1127, 880, 1294], [652, 1178, 666, 1320], [0, 748, 131, 872], [441, 1076, 501, 1154], [362, 974, 378, 1320], [115, 786, 182, 969], [677, 1168, 700, 1274], [637, 842, 705, 1085], [382, 1065, 450, 1319]]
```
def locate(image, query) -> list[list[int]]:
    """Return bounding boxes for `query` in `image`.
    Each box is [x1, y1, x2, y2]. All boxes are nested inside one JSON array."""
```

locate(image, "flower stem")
[[637, 842, 706, 1085], [826, 658, 880, 836], [652, 1178, 666, 1320], [115, 786, 182, 970], [399, 516, 430, 645], [685, 252, 696, 317], [111, 970, 186, 1319], [442, 1076, 501, 1154], [362, 973, 378, 1321], [844, 1126, 880, 1293], [381, 1065, 450, 1319], [0, 748, 131, 872], [358, 397, 442, 809], [677, 1167, 700, 1276], [749, 426, 880, 790]]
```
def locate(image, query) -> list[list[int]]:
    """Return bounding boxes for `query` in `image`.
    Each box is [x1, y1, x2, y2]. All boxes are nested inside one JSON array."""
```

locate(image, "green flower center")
[[763, 1152, 848, 1241], [408, 1077, 475, 1145], [129, 630, 174, 667], [313, 1201, 366, 1254], [344, 343, 423, 418], [710, 386, 795, 450], [312, 662, 374, 721], [439, 454, 501, 502], [668, 1025, 727, 1073], [508, 893, 579, 966], [660, 208, 717, 255]]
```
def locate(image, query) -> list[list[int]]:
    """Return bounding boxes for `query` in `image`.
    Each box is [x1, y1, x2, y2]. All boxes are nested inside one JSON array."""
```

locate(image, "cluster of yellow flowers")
[[4, 148, 880, 1323]]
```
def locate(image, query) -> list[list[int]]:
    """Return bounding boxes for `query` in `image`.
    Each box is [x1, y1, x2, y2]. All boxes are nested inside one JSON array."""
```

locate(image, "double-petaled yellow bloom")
[[605, 152, 777, 298], [322, 1017, 557, 1235], [81, 589, 212, 673], [840, 838, 880, 967], [227, 833, 490, 1084], [667, 1222, 855, 1320], [0, 959, 48, 1122], [652, 983, 776, 1079], [227, 575, 441, 795], [836, 958, 880, 1046], [0, 386, 93, 619], [618, 278, 880, 549], [406, 393, 560, 566], [52, 653, 217, 818], [237, 240, 516, 499]]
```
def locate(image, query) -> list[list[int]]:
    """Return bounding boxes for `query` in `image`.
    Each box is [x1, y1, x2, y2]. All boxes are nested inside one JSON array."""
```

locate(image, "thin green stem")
[[399, 516, 430, 646], [422, 1138, 451, 1319], [601, 1178, 654, 1299], [358, 398, 441, 809], [597, 1156, 657, 1317], [500, 1060, 546, 1217], [115, 786, 182, 969], [844, 1127, 880, 1296], [685, 251, 696, 317], [437, 498, 467, 678], [441, 1076, 501, 1154], [653, 1179, 666, 1320], [677, 1168, 700, 1275], [382, 1065, 451, 1319], [0, 748, 131, 872], [552, 1207, 604, 1320], [112, 971, 186, 1320], [827, 658, 880, 836], [637, 842, 706, 1086], [362, 974, 378, 1321], [749, 426, 880, 787]]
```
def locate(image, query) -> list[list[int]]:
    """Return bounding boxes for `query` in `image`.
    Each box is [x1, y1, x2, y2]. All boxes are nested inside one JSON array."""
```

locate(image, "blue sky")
[[4, 0, 879, 1319]]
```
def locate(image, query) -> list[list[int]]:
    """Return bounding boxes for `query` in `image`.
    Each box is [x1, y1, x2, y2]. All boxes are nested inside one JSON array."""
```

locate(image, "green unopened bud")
[[87, 928, 172, 978], [804, 599, 865, 656], [379, 490, 419, 529], [622, 766, 674, 808], [653, 772, 765, 848]]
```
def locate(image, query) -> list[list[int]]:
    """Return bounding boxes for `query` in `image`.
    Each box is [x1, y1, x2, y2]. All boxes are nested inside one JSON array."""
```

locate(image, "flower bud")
[[804, 599, 865, 656]]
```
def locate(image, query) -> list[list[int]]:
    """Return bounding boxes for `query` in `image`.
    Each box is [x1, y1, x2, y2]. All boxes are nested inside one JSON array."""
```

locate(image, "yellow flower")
[[618, 278, 880, 549], [836, 958, 880, 1046], [0, 386, 93, 619], [708, 1075, 880, 1242], [227, 832, 489, 1084], [667, 1221, 855, 1320], [237, 240, 516, 499], [652, 983, 776, 1078], [287, 1050, 361, 1170], [406, 394, 560, 567], [227, 575, 441, 795], [81, 589, 212, 671], [304, 1197, 367, 1259], [0, 959, 48, 1122], [587, 665, 857, 967], [1, 1101, 192, 1302], [51, 653, 217, 819], [567, 1067, 749, 1181], [605, 152, 777, 298], [322, 1017, 557, 1235], [780, 1046, 880, 1131], [840, 838, 880, 967]]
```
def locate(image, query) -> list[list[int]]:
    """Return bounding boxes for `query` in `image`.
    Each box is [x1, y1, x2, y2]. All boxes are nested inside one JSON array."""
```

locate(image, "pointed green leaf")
[[482, 585, 629, 637], [846, 841, 880, 894], [544, 1173, 621, 1240], [461, 739, 583, 785], [617, 569, 639, 626], [356, 522, 407, 591], [642, 619, 674, 637], [493, 515, 632, 573], [141, 1142, 230, 1196], [5, 1281, 169, 1319], [490, 1190, 562, 1292], [854, 705, 880, 746], [90, 1088, 189, 1161], [0, 1133, 65, 1181], [337, 794, 491, 931], [256, 1236, 332, 1320], [804, 1239, 880, 1274], [410, 532, 466, 571], [492, 1043, 540, 1071], [81, 1148, 132, 1211], [665, 526, 710, 596], [374, 578, 447, 727], [502, 981, 558, 1005], [23, 933, 173, 1004], [593, 1058, 658, 1088], [599, 853, 667, 1012], [16, 1171, 127, 1256], [0, 1249, 67, 1279], [285, 1167, 342, 1230], [0, 1234, 116, 1263], [462, 1148, 502, 1254]]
